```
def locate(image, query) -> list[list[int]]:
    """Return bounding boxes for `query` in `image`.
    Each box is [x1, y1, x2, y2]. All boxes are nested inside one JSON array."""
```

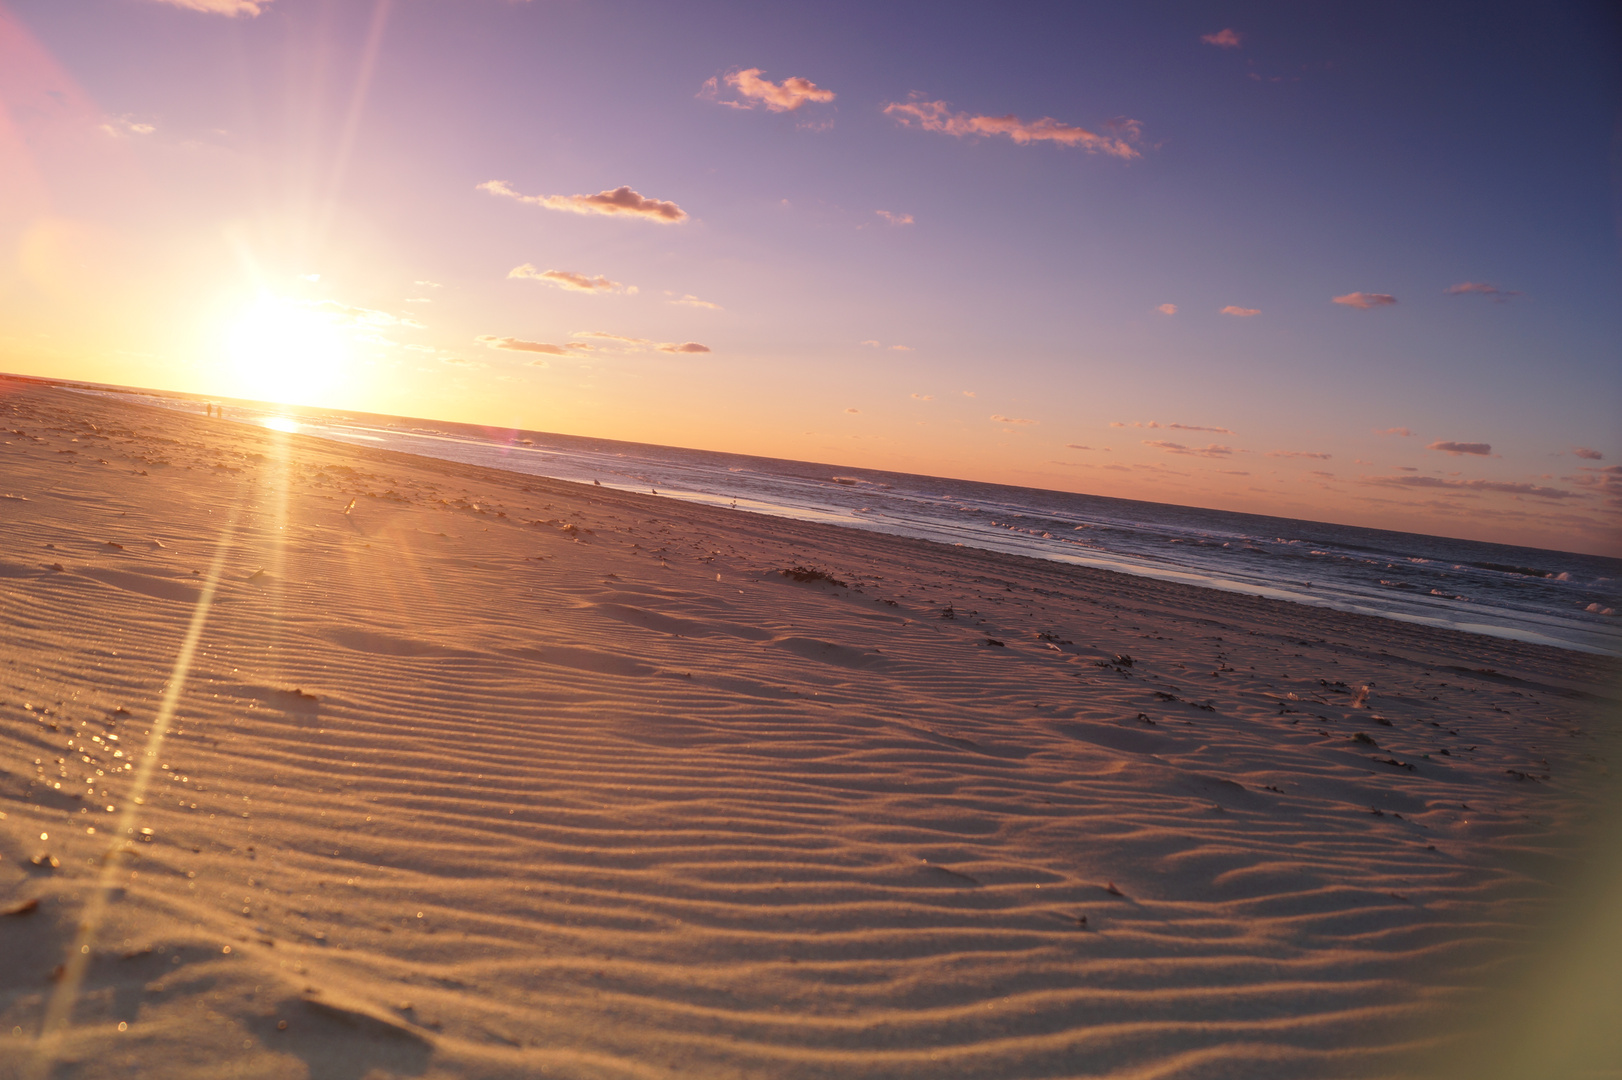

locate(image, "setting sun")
[[224, 296, 353, 404]]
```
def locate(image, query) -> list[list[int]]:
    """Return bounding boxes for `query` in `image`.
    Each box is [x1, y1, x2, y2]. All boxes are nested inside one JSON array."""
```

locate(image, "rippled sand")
[[1, 380, 1616, 1079]]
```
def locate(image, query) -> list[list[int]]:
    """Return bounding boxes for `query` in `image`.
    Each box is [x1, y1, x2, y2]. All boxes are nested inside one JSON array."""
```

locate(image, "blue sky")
[[1, 0, 1617, 552]]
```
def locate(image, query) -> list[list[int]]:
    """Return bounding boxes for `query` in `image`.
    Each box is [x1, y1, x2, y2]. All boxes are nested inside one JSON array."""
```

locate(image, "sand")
[[0, 379, 1617, 1079]]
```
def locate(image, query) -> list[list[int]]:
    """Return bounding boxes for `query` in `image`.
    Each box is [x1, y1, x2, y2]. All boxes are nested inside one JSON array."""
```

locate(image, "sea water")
[[71, 387, 1622, 656]]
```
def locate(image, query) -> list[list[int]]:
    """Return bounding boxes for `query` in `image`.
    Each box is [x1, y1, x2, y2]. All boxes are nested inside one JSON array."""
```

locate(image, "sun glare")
[[225, 296, 353, 405], [259, 416, 300, 433]]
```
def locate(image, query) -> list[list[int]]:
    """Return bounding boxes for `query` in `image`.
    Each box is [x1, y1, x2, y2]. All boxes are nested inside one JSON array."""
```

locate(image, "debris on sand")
[[779, 566, 848, 588]]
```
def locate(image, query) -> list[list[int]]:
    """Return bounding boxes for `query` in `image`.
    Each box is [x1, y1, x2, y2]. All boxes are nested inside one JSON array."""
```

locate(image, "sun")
[[225, 295, 354, 405]]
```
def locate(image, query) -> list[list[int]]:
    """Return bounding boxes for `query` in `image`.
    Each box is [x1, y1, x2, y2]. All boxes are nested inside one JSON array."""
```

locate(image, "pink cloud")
[[508, 265, 624, 293], [150, 0, 269, 13], [1201, 28, 1242, 48], [1065, 444, 1093, 450], [875, 209, 915, 226], [1220, 305, 1260, 317], [1266, 450, 1332, 460], [883, 96, 1141, 158], [1156, 303, 1177, 315], [1113, 420, 1234, 434], [475, 335, 589, 356], [1363, 475, 1580, 500], [910, 393, 933, 401], [669, 294, 720, 310], [478, 180, 687, 224], [1573, 447, 1603, 460], [707, 68, 836, 113], [658, 342, 711, 354], [1445, 281, 1519, 301], [1374, 427, 1413, 437], [845, 407, 860, 414], [1332, 292, 1397, 309], [1428, 440, 1492, 456], [1145, 440, 1234, 458], [991, 414, 1038, 425]]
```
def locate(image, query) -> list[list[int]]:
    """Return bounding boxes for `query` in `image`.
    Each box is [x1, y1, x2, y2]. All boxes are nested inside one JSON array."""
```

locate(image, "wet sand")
[[1, 378, 1616, 1079]]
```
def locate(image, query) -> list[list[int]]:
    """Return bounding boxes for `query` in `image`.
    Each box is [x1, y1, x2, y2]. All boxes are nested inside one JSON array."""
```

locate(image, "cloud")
[[508, 265, 625, 293], [304, 300, 419, 329], [1218, 470, 1251, 476], [669, 294, 720, 310], [991, 415, 1038, 425], [962, 391, 977, 397], [1445, 281, 1519, 301], [1157, 303, 1177, 315], [888, 344, 913, 351], [1574, 447, 1604, 461], [1065, 444, 1094, 450], [1202, 28, 1242, 47], [704, 68, 835, 112], [1363, 475, 1580, 500], [563, 330, 709, 355], [845, 407, 860, 414], [910, 393, 933, 401], [148, 0, 270, 14], [1145, 440, 1234, 458], [414, 280, 442, 288], [1428, 440, 1492, 456], [1220, 305, 1260, 317], [478, 180, 687, 224], [1332, 291, 1397, 309], [876, 210, 915, 226], [476, 335, 588, 356], [1265, 449, 1332, 460], [1374, 427, 1413, 437], [99, 115, 156, 137], [1112, 420, 1234, 434], [883, 96, 1141, 158]]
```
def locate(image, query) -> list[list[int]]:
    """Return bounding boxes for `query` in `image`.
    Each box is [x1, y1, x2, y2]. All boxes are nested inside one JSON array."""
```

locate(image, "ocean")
[[69, 385, 1622, 656]]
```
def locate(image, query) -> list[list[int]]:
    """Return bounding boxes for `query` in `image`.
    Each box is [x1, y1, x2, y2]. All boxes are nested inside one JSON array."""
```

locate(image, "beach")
[[1, 379, 1616, 1079]]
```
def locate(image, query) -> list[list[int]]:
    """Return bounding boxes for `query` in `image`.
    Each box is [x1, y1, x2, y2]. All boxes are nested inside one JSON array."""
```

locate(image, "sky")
[[1, 0, 1619, 555]]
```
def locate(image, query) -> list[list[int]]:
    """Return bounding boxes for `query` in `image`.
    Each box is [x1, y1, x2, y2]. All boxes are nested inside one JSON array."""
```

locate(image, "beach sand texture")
[[0, 381, 1616, 1079]]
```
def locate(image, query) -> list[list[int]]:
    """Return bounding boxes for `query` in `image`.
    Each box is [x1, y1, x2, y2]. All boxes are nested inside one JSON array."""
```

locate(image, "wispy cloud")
[[149, 0, 270, 14], [1574, 447, 1604, 461], [1428, 440, 1493, 456], [1145, 440, 1233, 458], [1445, 281, 1519, 301], [962, 391, 977, 397], [1363, 475, 1580, 500], [565, 330, 710, 355], [414, 280, 442, 289], [1065, 444, 1094, 450], [1201, 28, 1242, 47], [476, 335, 590, 356], [1157, 303, 1177, 315], [508, 264, 626, 293], [99, 115, 156, 137], [669, 294, 720, 310], [991, 414, 1038, 425], [845, 407, 860, 414], [861, 339, 913, 351], [1266, 449, 1332, 459], [875, 209, 915, 226], [1112, 420, 1235, 434], [1220, 305, 1260, 317], [1332, 291, 1397, 309], [883, 96, 1141, 158], [702, 68, 835, 112], [307, 300, 420, 329], [1375, 427, 1414, 436], [910, 393, 933, 401], [478, 180, 687, 224]]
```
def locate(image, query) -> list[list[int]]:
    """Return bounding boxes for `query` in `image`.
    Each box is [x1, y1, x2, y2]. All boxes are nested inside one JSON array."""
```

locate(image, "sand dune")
[[0, 381, 1616, 1079]]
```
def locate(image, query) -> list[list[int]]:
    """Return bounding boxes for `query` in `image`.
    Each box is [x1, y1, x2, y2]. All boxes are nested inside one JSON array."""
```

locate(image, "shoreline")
[[32, 372, 1621, 657], [1, 380, 1617, 1078]]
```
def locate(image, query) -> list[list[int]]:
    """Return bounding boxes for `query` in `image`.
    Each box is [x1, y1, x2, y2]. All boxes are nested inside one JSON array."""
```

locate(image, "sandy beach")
[[0, 379, 1616, 1079]]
